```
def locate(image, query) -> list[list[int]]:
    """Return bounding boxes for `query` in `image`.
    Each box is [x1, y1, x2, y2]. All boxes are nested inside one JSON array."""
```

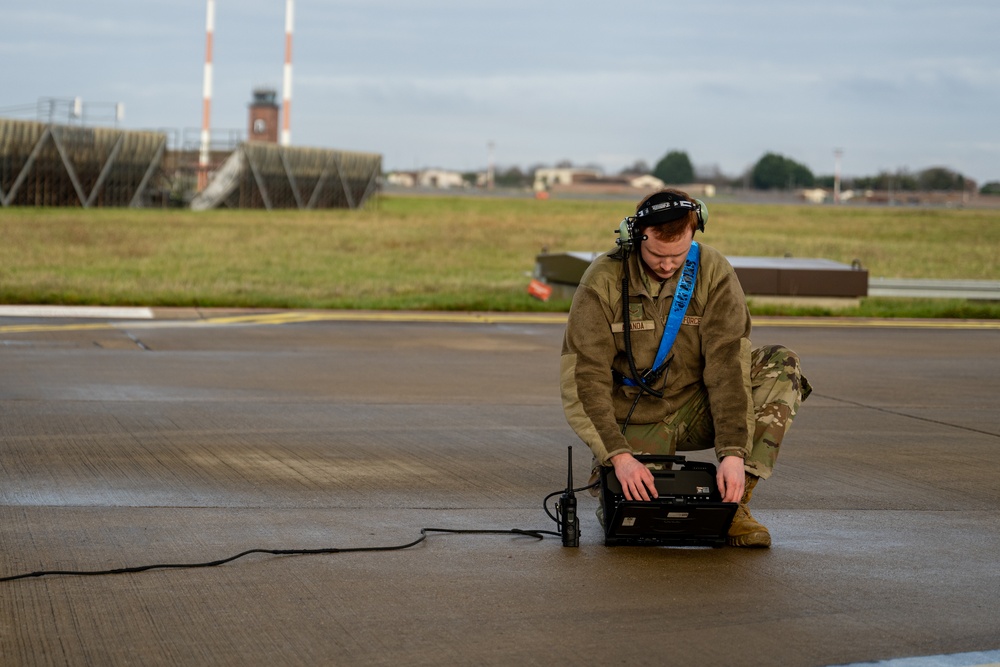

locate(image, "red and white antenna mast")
[[281, 0, 294, 147], [198, 0, 216, 190]]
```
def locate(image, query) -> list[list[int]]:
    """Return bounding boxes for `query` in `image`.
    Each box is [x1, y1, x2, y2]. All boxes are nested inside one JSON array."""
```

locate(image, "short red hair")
[[635, 188, 699, 242]]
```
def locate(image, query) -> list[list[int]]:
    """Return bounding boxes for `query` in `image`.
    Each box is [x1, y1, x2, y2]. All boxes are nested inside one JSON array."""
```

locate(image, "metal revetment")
[[0, 118, 167, 208], [191, 142, 382, 211]]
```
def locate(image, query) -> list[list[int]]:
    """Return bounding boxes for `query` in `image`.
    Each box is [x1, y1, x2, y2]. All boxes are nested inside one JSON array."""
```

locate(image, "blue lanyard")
[[622, 241, 700, 386]]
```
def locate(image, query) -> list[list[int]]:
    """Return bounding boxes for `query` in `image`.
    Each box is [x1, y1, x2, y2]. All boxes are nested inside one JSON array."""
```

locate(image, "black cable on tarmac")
[[0, 527, 561, 583]]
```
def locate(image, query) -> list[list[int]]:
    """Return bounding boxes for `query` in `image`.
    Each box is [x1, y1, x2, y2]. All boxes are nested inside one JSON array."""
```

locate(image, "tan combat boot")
[[727, 474, 771, 548]]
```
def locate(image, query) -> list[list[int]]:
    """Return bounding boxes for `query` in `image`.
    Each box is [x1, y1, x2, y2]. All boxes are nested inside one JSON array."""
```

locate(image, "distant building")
[[799, 187, 857, 204], [533, 167, 603, 191], [385, 171, 417, 187], [385, 169, 467, 189], [417, 169, 466, 189], [627, 174, 667, 191], [532, 169, 717, 198], [800, 188, 828, 204]]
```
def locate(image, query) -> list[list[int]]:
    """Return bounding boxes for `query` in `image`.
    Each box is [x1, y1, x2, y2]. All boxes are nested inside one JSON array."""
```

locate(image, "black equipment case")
[[600, 455, 738, 547]]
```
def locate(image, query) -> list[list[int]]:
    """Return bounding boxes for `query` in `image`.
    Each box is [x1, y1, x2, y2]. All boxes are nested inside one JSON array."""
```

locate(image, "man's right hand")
[[610, 452, 658, 501]]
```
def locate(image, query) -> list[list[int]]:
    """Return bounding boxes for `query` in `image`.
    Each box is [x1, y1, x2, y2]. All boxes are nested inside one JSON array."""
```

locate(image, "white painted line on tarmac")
[[833, 649, 1000, 667], [0, 305, 155, 319], [753, 316, 1000, 330]]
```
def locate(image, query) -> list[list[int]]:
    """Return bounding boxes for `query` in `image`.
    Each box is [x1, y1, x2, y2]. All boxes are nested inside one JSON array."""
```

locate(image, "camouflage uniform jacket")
[[560, 241, 755, 466]]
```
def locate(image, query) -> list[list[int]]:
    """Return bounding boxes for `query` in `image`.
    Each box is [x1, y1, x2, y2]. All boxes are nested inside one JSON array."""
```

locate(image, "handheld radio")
[[557, 446, 580, 547]]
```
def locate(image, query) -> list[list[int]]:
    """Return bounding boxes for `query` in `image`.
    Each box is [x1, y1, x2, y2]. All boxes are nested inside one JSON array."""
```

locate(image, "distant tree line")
[[473, 150, 997, 195], [657, 149, 986, 194]]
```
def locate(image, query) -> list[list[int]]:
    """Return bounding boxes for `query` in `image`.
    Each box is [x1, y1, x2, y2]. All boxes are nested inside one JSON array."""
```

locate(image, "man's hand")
[[610, 452, 658, 501], [717, 455, 746, 503]]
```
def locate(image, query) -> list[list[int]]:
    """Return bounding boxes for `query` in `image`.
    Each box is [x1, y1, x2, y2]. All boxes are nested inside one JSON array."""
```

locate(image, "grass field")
[[1, 195, 998, 318]]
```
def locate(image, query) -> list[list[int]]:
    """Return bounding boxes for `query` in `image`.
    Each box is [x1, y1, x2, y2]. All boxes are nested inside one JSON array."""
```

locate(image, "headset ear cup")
[[617, 217, 635, 251], [693, 198, 708, 232]]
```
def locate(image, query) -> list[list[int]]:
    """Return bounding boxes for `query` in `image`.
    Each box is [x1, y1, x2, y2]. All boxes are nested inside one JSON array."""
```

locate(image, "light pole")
[[834, 148, 843, 204], [487, 141, 495, 189]]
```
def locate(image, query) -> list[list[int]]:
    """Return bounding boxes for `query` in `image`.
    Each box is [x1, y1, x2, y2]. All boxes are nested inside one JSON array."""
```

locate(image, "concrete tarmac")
[[1, 310, 998, 667]]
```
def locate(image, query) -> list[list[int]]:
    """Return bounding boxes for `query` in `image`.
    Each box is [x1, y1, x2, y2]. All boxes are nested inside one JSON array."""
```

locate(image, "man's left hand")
[[717, 456, 746, 503]]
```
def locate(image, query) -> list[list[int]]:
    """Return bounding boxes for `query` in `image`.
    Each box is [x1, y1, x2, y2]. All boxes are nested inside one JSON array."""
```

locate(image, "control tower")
[[248, 88, 279, 144]]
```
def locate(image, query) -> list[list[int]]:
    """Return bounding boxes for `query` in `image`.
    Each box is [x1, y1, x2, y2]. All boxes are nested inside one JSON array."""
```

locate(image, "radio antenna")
[[566, 445, 574, 491]]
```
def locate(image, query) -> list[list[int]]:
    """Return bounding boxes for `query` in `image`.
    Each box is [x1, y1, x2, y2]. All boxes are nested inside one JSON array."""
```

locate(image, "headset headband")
[[616, 194, 707, 253], [634, 199, 698, 227]]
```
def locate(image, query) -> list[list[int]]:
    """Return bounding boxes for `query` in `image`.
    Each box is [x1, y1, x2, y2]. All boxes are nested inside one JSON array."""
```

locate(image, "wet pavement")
[[1, 310, 998, 666]]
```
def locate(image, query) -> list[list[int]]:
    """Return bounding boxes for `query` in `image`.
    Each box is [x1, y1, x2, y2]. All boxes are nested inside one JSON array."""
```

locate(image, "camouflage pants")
[[617, 344, 811, 480]]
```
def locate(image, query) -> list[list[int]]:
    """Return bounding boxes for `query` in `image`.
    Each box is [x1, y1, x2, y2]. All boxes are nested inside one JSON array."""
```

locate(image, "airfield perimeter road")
[[1, 309, 998, 667]]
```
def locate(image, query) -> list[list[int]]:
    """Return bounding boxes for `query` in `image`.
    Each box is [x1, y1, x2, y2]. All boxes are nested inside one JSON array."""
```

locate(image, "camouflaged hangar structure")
[[0, 117, 381, 211], [191, 142, 381, 211], [0, 118, 166, 208]]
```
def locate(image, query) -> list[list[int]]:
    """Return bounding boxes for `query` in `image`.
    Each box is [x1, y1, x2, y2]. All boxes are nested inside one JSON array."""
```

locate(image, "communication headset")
[[616, 195, 708, 253], [611, 191, 708, 402]]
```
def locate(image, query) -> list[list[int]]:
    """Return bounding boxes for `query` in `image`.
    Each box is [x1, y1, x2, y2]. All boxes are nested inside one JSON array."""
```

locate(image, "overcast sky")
[[3, 1, 998, 183]]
